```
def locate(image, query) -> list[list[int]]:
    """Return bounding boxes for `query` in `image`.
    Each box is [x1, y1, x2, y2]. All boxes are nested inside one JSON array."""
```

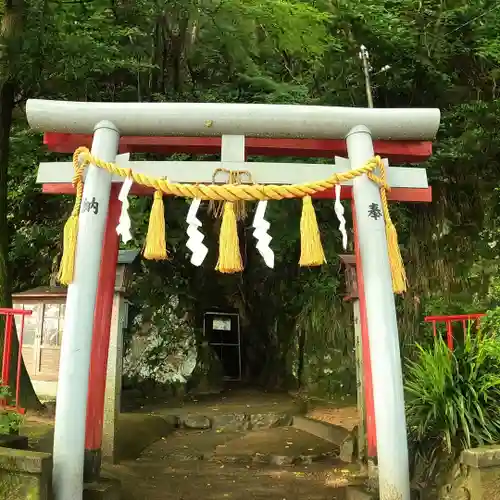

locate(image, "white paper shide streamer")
[[186, 198, 208, 266], [334, 184, 348, 250], [252, 201, 274, 268], [116, 177, 133, 243]]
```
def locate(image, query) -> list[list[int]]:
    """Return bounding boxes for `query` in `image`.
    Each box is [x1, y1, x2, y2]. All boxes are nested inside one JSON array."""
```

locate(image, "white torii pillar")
[[49, 121, 120, 500], [27, 100, 440, 500], [347, 125, 409, 495]]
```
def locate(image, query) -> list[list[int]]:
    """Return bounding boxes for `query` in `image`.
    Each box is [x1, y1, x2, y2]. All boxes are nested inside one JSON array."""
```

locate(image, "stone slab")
[[0, 448, 52, 500], [0, 447, 52, 474], [139, 429, 241, 462], [178, 411, 294, 432], [293, 415, 349, 443], [462, 445, 500, 468], [293, 415, 355, 463], [182, 414, 211, 430], [213, 427, 338, 465], [469, 466, 500, 499], [249, 412, 293, 430], [211, 413, 249, 432]]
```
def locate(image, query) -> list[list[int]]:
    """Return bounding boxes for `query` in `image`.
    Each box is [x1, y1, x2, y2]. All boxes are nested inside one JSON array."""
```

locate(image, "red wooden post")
[[0, 308, 31, 411], [446, 321, 453, 350], [425, 315, 486, 351], [1, 313, 13, 387], [432, 320, 437, 338], [83, 185, 121, 481], [352, 201, 377, 459], [15, 314, 26, 409]]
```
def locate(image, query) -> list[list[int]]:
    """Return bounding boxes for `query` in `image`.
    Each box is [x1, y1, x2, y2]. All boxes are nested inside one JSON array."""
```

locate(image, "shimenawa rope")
[[58, 147, 406, 293]]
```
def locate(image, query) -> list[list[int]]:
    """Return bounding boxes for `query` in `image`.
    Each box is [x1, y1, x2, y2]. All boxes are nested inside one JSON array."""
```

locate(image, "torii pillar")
[[27, 99, 439, 500], [340, 253, 375, 464]]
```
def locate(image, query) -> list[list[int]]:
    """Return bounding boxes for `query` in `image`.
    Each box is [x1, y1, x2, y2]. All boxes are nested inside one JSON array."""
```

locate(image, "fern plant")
[[405, 328, 500, 480]]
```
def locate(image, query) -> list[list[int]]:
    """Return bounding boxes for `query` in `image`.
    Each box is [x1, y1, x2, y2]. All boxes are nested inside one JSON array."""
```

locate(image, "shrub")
[[405, 329, 500, 480], [0, 386, 23, 435], [479, 306, 500, 336]]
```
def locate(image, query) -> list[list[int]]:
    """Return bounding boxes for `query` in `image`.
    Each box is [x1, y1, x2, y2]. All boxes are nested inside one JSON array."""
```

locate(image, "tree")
[[4, 0, 500, 398], [0, 0, 41, 409]]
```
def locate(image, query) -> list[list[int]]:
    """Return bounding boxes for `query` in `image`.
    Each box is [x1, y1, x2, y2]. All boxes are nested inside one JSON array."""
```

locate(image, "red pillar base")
[[83, 448, 102, 483], [84, 185, 121, 481]]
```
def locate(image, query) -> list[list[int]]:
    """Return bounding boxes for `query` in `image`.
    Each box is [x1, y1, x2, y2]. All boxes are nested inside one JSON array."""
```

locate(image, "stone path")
[[107, 404, 366, 500], [107, 460, 358, 500], [24, 391, 367, 499], [139, 426, 340, 466], [128, 390, 304, 417]]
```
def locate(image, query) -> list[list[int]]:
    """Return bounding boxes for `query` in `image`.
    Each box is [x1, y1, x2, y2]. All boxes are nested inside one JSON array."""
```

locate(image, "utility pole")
[[358, 45, 391, 109], [359, 45, 374, 109], [357, 43, 395, 488]]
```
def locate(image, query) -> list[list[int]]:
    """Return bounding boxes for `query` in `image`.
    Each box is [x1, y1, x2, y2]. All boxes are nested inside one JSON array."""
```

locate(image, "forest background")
[[1, 0, 499, 405]]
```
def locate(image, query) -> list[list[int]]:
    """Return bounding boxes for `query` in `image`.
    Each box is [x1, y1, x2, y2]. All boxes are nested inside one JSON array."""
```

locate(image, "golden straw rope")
[[71, 147, 389, 202]]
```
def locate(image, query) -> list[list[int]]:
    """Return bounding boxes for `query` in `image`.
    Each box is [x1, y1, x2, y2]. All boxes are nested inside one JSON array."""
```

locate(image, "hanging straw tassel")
[[379, 187, 407, 294], [57, 212, 80, 285], [216, 202, 243, 273], [385, 219, 407, 294], [374, 157, 407, 294], [143, 190, 169, 260], [58, 148, 87, 285], [299, 195, 326, 267]]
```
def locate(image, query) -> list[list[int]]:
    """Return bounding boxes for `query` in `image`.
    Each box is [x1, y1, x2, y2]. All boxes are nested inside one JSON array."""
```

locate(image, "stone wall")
[[0, 447, 52, 500], [438, 445, 500, 500]]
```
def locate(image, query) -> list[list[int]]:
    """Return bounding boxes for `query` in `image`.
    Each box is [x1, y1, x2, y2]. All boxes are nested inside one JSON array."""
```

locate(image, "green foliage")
[[5, 0, 500, 397], [405, 331, 500, 480], [479, 307, 500, 336], [0, 387, 23, 435]]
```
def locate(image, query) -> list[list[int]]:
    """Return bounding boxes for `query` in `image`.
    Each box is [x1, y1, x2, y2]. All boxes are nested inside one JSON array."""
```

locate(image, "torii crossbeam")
[[38, 151, 432, 201], [27, 99, 440, 500]]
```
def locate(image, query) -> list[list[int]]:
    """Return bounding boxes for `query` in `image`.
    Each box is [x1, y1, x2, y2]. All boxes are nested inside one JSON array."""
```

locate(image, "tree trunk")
[[0, 0, 42, 411]]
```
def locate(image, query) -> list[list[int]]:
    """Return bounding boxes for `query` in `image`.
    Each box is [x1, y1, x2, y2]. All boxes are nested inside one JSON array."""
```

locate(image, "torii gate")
[[27, 99, 440, 500]]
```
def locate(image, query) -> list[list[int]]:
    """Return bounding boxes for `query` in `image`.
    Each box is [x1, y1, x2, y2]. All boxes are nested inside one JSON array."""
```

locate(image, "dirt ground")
[[135, 389, 304, 419], [106, 461, 351, 500], [21, 391, 362, 499]]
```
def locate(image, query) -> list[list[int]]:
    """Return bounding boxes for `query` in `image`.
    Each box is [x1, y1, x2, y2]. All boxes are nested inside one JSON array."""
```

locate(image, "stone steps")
[[111, 460, 354, 500], [164, 411, 294, 433], [293, 415, 356, 463], [137, 429, 239, 462], [211, 427, 339, 466], [137, 405, 362, 469], [138, 426, 344, 467]]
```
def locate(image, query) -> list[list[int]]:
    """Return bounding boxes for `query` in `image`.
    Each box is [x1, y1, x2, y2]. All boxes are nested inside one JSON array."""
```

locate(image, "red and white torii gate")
[[27, 100, 440, 500]]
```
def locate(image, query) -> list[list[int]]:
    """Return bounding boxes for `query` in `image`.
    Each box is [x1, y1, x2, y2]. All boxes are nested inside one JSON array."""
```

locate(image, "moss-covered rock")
[[0, 447, 52, 500]]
